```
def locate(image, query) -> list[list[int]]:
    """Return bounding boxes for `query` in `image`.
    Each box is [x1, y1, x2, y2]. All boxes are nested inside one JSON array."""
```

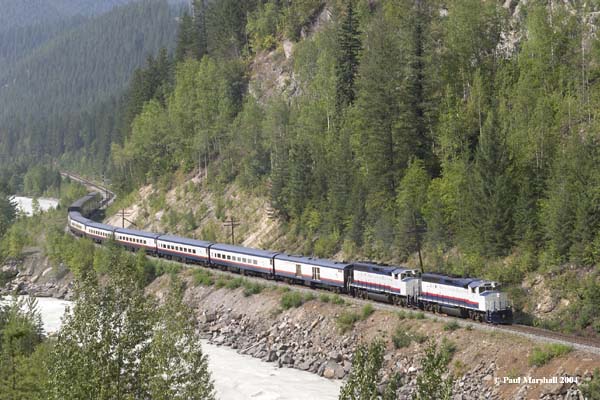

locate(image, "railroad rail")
[[60, 171, 116, 208], [64, 173, 600, 355]]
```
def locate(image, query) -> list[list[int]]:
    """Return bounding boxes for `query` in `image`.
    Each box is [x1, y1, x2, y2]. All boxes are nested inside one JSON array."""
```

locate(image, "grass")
[[392, 326, 429, 349], [443, 321, 460, 332], [392, 327, 413, 348], [337, 311, 361, 333], [529, 344, 573, 367], [281, 291, 304, 309], [331, 294, 345, 305], [361, 304, 375, 319], [319, 293, 331, 303], [192, 269, 214, 286], [440, 337, 457, 364]]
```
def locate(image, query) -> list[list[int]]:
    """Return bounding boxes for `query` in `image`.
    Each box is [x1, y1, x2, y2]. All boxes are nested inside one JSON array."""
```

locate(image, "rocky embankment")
[[0, 247, 73, 299], [148, 273, 600, 400]]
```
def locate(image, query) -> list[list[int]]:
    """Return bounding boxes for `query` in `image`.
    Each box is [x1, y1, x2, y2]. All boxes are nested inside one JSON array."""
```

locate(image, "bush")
[[215, 277, 229, 289], [439, 338, 457, 364], [281, 291, 304, 309], [414, 312, 426, 320], [392, 327, 413, 349], [443, 321, 460, 332], [319, 293, 331, 303], [397, 310, 407, 320], [225, 277, 244, 290], [192, 269, 214, 287], [337, 311, 361, 333], [243, 281, 264, 297], [361, 304, 375, 320], [331, 294, 345, 305], [529, 344, 572, 367], [304, 292, 316, 302]]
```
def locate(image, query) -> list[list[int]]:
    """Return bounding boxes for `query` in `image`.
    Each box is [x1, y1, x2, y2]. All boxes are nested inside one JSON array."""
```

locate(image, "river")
[[1, 296, 343, 400], [11, 196, 58, 216]]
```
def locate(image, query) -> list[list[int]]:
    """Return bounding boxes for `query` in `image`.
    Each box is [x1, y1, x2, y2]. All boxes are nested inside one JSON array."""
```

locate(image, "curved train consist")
[[68, 192, 513, 324]]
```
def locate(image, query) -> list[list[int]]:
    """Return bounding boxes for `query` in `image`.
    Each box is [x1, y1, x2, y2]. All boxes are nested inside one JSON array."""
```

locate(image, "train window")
[[394, 274, 399, 280], [253, 260, 257, 265], [312, 267, 320, 280], [242, 258, 247, 263], [227, 255, 231, 260], [193, 250, 196, 254], [471, 287, 476, 294], [295, 264, 301, 277]]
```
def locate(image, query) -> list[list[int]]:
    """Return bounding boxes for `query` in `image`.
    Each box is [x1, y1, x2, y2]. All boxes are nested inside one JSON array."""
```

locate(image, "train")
[[68, 192, 513, 324]]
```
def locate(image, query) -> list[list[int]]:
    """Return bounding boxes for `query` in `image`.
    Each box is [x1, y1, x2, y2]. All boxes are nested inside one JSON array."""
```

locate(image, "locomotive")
[[68, 192, 513, 324]]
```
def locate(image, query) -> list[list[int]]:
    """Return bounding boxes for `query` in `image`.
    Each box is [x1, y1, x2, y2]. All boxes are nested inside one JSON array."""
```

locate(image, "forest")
[[2, 0, 600, 334], [113, 0, 600, 275], [0, 0, 183, 174]]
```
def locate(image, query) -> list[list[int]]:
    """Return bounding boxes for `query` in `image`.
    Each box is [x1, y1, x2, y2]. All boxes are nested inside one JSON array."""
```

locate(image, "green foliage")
[[246, 1, 281, 51], [528, 344, 572, 367], [392, 326, 428, 349], [338, 339, 399, 400], [0, 0, 179, 174], [361, 303, 374, 319], [280, 291, 305, 309], [331, 294, 345, 305], [50, 254, 215, 400], [0, 296, 47, 399], [392, 327, 413, 349], [416, 340, 454, 400], [443, 321, 460, 332], [337, 310, 360, 333], [319, 293, 331, 303], [581, 368, 600, 400], [193, 269, 215, 287]]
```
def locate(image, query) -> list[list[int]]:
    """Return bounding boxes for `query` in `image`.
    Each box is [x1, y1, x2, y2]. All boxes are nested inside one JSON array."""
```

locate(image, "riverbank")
[[147, 271, 600, 400]]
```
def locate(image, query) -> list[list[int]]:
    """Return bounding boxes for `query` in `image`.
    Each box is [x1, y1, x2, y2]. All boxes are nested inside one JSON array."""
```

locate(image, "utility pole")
[[223, 216, 240, 245], [117, 209, 136, 229]]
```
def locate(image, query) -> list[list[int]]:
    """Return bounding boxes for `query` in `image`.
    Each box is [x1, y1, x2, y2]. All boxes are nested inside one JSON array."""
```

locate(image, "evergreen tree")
[[338, 339, 399, 400], [416, 340, 453, 400], [335, 0, 361, 114]]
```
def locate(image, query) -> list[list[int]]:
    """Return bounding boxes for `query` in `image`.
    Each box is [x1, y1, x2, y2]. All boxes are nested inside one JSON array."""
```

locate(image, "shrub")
[[304, 292, 316, 302], [331, 294, 345, 305], [414, 312, 426, 320], [281, 291, 304, 309], [397, 310, 407, 320], [361, 304, 375, 320], [392, 327, 413, 349], [215, 277, 229, 289], [443, 321, 460, 332], [242, 281, 264, 297], [529, 344, 572, 367], [319, 293, 331, 303], [440, 338, 457, 364], [225, 277, 244, 290], [412, 331, 428, 344], [193, 269, 214, 287], [337, 311, 361, 333]]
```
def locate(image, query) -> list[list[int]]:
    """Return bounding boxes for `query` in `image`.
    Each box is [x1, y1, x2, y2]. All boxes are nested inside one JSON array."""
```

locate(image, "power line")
[[223, 216, 240, 245]]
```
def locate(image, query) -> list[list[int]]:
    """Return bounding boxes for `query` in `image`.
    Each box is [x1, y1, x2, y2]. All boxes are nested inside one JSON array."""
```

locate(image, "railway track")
[[64, 173, 600, 355], [60, 171, 116, 207]]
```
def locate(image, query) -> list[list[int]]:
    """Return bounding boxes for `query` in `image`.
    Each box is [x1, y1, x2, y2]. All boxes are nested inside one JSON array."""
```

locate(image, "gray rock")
[[328, 351, 342, 362], [322, 360, 345, 379]]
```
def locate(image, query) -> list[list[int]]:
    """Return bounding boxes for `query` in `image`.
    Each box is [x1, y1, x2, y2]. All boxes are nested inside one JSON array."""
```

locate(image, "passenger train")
[[68, 192, 513, 324]]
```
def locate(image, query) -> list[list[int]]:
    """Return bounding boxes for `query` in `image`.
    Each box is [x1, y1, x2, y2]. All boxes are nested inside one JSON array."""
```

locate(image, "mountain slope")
[[0, 0, 181, 166]]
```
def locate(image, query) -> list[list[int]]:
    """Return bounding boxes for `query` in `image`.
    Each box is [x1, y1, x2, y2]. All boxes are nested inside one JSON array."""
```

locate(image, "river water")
[[11, 196, 58, 216], [1, 296, 342, 400]]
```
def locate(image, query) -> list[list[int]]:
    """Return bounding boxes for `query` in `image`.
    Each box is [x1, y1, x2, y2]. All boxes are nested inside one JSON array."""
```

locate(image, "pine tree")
[[335, 0, 361, 114]]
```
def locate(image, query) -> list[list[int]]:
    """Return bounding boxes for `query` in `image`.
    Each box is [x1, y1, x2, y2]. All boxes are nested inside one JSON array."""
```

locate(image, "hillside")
[[99, 0, 600, 339], [0, 0, 184, 173]]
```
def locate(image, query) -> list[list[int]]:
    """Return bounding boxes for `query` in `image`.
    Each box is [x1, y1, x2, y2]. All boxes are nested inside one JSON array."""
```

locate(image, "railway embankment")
[[147, 271, 600, 400]]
